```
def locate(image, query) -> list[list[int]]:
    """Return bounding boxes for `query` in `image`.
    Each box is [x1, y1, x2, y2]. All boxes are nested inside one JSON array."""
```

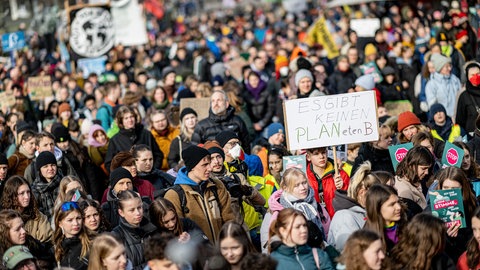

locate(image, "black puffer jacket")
[[168, 134, 195, 169], [327, 69, 357, 94], [137, 168, 175, 191], [104, 124, 164, 172], [59, 236, 88, 270], [456, 81, 480, 133], [242, 85, 276, 128], [193, 106, 251, 153], [352, 143, 394, 175], [112, 217, 157, 270]]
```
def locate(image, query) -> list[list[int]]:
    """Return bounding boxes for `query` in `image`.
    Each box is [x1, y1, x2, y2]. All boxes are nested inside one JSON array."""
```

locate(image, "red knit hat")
[[58, 103, 71, 116], [455, 30, 468, 40], [397, 111, 421, 132]]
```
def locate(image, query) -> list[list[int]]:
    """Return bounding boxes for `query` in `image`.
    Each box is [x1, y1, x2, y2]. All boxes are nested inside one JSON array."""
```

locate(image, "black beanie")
[[36, 151, 57, 171], [52, 124, 71, 143], [180, 107, 198, 121], [182, 145, 211, 172], [16, 121, 33, 134], [0, 153, 7, 165], [110, 167, 133, 188], [215, 130, 239, 148], [207, 146, 225, 160]]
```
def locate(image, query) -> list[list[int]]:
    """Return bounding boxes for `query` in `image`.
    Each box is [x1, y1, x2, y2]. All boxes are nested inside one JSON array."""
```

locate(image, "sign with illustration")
[[283, 155, 307, 175], [284, 91, 379, 150], [429, 188, 466, 228], [388, 142, 413, 172], [1, 31, 26, 52]]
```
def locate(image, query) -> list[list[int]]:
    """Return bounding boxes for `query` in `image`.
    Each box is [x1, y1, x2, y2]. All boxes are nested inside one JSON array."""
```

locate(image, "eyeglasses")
[[61, 201, 79, 212], [226, 140, 241, 147]]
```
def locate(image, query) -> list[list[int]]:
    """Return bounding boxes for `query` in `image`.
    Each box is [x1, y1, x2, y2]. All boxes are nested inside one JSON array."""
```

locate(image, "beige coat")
[[394, 176, 427, 209], [24, 212, 53, 243]]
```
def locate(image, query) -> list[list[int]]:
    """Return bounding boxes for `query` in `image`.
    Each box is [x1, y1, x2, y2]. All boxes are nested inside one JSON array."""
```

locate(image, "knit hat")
[[0, 153, 7, 165], [51, 124, 71, 143], [397, 111, 421, 132], [161, 66, 176, 79], [364, 43, 377, 57], [36, 151, 57, 171], [455, 30, 468, 40], [355, 74, 375, 90], [145, 78, 157, 92], [215, 130, 239, 148], [294, 69, 313, 87], [3, 245, 34, 270], [430, 103, 447, 117], [267, 122, 285, 138], [275, 56, 289, 73], [430, 53, 451, 73], [211, 75, 224, 87], [110, 167, 133, 188], [15, 121, 33, 135], [180, 107, 197, 121], [58, 103, 72, 116], [182, 145, 211, 172], [382, 66, 396, 76], [296, 57, 312, 70], [203, 141, 225, 160]]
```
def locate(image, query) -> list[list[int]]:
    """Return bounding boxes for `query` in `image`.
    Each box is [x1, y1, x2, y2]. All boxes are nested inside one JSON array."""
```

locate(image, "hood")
[[34, 146, 63, 161], [268, 189, 285, 213], [208, 105, 236, 123], [332, 190, 363, 212], [271, 241, 311, 255], [88, 124, 108, 147], [174, 167, 199, 186]]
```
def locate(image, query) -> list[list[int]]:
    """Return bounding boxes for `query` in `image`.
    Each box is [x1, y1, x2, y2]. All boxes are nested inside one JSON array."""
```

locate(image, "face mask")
[[469, 74, 480, 86]]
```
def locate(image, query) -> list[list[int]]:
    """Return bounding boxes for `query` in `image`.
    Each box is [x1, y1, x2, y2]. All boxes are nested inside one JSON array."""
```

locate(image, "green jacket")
[[271, 243, 334, 270]]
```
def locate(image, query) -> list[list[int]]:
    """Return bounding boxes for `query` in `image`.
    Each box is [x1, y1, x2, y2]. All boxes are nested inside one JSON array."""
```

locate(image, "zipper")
[[294, 246, 306, 270]]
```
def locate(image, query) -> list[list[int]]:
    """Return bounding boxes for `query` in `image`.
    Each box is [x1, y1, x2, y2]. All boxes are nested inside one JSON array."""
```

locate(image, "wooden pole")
[[332, 146, 338, 175]]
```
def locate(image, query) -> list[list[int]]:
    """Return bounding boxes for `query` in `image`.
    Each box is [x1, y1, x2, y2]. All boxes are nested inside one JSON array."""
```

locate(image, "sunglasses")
[[61, 201, 79, 212]]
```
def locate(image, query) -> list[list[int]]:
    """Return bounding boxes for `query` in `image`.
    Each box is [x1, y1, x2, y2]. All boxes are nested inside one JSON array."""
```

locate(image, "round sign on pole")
[[395, 148, 409, 162], [446, 148, 459, 166]]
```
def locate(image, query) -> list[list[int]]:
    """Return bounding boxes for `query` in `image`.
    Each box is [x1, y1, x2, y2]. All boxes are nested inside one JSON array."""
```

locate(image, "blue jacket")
[[271, 242, 334, 270], [425, 73, 461, 117]]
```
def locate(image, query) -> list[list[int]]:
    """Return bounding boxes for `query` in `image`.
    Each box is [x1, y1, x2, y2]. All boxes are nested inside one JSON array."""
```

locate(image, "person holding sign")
[[457, 207, 480, 270], [306, 147, 350, 218]]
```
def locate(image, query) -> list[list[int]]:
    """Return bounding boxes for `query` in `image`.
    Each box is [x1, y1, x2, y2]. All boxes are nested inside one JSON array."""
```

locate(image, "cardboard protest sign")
[[180, 97, 210, 122], [388, 142, 413, 172], [77, 56, 107, 79], [283, 91, 379, 151], [0, 92, 16, 108], [27, 76, 52, 101], [1, 31, 26, 52], [350, 19, 381, 37], [111, 0, 148, 46], [441, 141, 464, 168], [283, 155, 307, 174], [429, 188, 466, 228]]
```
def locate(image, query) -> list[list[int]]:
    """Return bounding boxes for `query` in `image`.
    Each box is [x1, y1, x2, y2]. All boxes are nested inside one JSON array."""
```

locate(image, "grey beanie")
[[430, 53, 451, 73], [294, 69, 313, 87], [355, 74, 375, 90]]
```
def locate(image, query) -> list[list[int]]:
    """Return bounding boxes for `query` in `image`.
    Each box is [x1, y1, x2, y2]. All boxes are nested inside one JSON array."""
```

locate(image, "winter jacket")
[[193, 106, 251, 153], [379, 81, 407, 103], [24, 147, 77, 184], [457, 251, 480, 270], [24, 212, 53, 243], [151, 127, 180, 171], [455, 81, 480, 133], [104, 124, 164, 173], [270, 242, 334, 270], [425, 73, 461, 117], [306, 161, 350, 218], [31, 173, 62, 221], [167, 134, 195, 169], [7, 150, 33, 176], [352, 143, 395, 175], [242, 83, 276, 129], [327, 190, 366, 251], [260, 190, 331, 253], [164, 167, 235, 243], [394, 176, 426, 209], [137, 168, 175, 191], [96, 100, 115, 132], [468, 134, 480, 164], [327, 69, 357, 94], [429, 117, 464, 142], [113, 217, 157, 270], [58, 236, 88, 270]]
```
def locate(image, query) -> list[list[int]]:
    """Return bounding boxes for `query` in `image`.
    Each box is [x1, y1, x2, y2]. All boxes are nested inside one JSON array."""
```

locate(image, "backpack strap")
[[171, 185, 189, 215], [210, 184, 223, 220], [312, 247, 320, 270]]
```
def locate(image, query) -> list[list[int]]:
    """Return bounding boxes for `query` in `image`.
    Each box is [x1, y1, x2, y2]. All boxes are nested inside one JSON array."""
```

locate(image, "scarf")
[[279, 187, 323, 230], [153, 99, 170, 110], [19, 146, 35, 159], [245, 78, 267, 101]]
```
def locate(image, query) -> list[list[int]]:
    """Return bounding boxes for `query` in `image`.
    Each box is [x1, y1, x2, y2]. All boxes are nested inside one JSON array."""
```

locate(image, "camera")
[[222, 175, 243, 198]]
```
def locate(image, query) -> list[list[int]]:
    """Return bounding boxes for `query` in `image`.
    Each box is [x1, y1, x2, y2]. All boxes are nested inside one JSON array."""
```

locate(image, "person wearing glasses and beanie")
[[164, 145, 235, 243]]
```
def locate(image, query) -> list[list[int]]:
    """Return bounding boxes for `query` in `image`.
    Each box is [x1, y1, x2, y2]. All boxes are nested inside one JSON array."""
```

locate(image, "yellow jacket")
[[151, 127, 180, 170]]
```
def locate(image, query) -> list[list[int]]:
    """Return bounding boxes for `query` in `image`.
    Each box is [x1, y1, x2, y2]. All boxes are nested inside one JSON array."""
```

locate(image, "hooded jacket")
[[425, 73, 461, 117], [456, 80, 480, 133], [327, 190, 366, 251], [193, 106, 251, 153], [270, 240, 334, 270], [87, 124, 109, 167], [164, 167, 235, 243]]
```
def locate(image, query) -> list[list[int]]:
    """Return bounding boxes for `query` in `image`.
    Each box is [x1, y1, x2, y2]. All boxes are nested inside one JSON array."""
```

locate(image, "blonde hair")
[[55, 176, 85, 207], [88, 233, 125, 270], [280, 168, 308, 192], [347, 161, 380, 203]]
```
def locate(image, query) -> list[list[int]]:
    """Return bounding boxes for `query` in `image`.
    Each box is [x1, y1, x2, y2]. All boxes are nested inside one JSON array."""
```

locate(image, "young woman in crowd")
[[457, 207, 480, 270], [87, 124, 109, 175], [54, 175, 86, 207], [218, 221, 257, 270], [53, 201, 91, 270], [268, 208, 334, 270], [148, 86, 170, 113], [394, 146, 434, 212], [168, 107, 198, 170], [390, 213, 456, 270], [265, 147, 287, 188], [453, 141, 480, 188], [396, 111, 425, 143], [336, 230, 387, 270], [79, 199, 110, 237], [328, 162, 380, 251], [112, 190, 156, 270], [88, 233, 132, 270], [131, 144, 175, 191], [364, 184, 407, 252], [0, 175, 53, 243], [261, 168, 330, 252], [7, 130, 36, 176]]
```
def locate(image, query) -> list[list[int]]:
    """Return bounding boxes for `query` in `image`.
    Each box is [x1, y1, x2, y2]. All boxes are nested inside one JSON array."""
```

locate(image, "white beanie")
[[430, 53, 451, 73], [355, 74, 375, 90], [295, 69, 313, 87]]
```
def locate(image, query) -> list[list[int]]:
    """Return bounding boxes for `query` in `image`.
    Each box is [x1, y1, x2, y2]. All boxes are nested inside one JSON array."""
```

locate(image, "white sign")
[[111, 0, 148, 46], [69, 7, 115, 58], [284, 91, 379, 150], [350, 18, 381, 37]]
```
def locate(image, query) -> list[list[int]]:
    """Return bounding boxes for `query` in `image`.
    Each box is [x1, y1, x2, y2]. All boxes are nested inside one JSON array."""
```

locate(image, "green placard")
[[429, 188, 466, 228], [388, 142, 413, 172], [283, 155, 307, 175], [441, 142, 464, 168]]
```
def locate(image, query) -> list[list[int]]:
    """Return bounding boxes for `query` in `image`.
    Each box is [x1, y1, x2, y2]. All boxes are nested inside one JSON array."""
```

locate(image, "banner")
[[429, 188, 466, 228], [111, 0, 148, 46], [441, 142, 464, 168], [307, 17, 339, 59], [388, 142, 413, 172], [28, 76, 52, 101], [1, 31, 26, 52], [284, 91, 379, 151], [77, 56, 107, 79], [350, 19, 381, 38], [69, 6, 115, 58]]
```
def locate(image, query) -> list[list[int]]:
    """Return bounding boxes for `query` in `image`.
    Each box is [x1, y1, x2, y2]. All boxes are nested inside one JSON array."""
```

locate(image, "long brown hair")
[[454, 141, 480, 178], [467, 207, 480, 269], [0, 209, 23, 256], [149, 197, 183, 236], [337, 230, 388, 270], [0, 176, 38, 221], [218, 221, 257, 265], [396, 146, 434, 185], [390, 213, 446, 270], [268, 208, 306, 253], [88, 233, 125, 270]]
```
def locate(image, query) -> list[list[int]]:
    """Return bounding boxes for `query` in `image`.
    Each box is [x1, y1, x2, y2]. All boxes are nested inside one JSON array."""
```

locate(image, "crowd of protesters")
[[1, 0, 480, 269]]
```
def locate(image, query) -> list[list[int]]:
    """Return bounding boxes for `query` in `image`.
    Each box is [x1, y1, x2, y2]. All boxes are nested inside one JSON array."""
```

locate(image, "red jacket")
[[101, 177, 154, 203], [306, 161, 350, 218]]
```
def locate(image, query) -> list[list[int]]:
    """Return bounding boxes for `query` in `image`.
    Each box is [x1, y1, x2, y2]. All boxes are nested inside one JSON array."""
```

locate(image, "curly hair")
[[0, 209, 23, 257], [0, 175, 38, 221], [337, 230, 387, 270], [390, 213, 446, 270], [79, 199, 110, 236]]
